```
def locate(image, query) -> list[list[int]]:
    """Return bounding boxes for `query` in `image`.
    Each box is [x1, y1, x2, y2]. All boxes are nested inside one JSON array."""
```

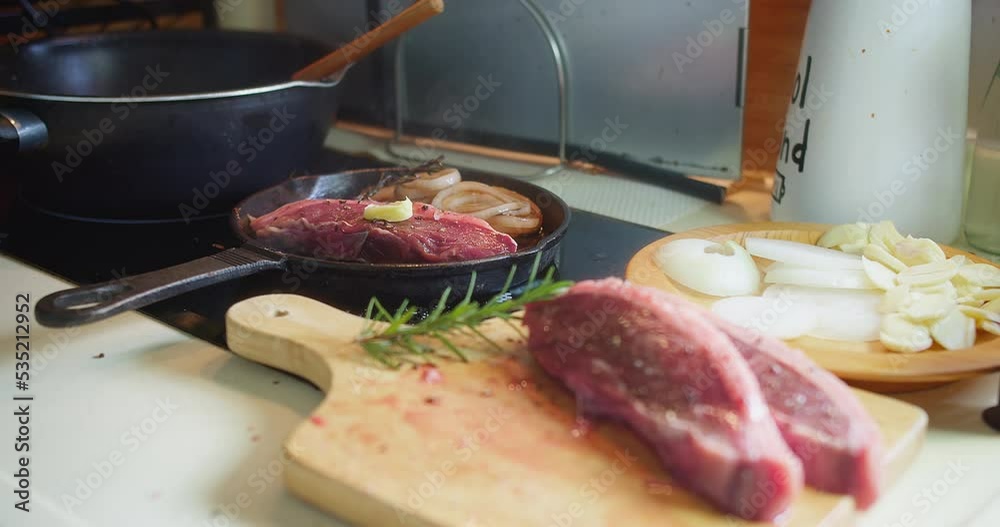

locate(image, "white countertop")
[[2, 133, 999, 527]]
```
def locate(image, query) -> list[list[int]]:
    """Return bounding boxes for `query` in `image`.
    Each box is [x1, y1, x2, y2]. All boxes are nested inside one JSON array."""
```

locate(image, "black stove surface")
[[1, 151, 668, 348]]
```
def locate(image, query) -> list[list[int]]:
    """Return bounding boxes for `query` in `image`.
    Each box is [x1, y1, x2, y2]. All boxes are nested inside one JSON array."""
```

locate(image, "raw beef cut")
[[250, 199, 517, 263], [524, 278, 804, 521], [710, 320, 882, 508]]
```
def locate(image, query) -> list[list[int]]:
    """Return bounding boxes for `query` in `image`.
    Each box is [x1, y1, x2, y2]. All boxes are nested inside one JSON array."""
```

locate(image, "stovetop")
[[0, 151, 668, 349]]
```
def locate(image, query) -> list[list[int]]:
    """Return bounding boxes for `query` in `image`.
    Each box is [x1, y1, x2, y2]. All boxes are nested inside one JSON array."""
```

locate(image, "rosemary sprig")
[[358, 254, 573, 369]]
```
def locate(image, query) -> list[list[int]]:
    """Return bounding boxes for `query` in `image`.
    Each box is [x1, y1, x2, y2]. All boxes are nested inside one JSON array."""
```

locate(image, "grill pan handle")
[[35, 245, 286, 327]]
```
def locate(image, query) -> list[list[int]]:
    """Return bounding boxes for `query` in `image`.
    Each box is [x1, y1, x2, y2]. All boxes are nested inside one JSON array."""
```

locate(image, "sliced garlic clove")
[[912, 280, 957, 301], [899, 293, 955, 321], [980, 320, 1000, 337], [958, 289, 1000, 304], [840, 241, 868, 255], [880, 313, 933, 353], [955, 283, 985, 302], [869, 221, 905, 251], [881, 284, 911, 314], [863, 244, 908, 273], [861, 256, 897, 290], [958, 305, 1000, 324], [955, 263, 1000, 288], [896, 259, 959, 286], [893, 236, 947, 266], [817, 223, 871, 253], [929, 309, 976, 350]]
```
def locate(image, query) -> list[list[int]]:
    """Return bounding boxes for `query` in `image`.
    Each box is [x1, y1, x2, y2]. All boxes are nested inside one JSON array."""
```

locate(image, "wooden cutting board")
[[226, 294, 928, 527]]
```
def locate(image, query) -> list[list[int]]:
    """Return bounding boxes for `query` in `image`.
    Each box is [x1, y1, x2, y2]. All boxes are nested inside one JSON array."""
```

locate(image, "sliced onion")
[[654, 239, 760, 297], [395, 168, 462, 202], [765, 264, 877, 290], [431, 182, 541, 236], [712, 296, 818, 339], [762, 284, 882, 308], [745, 237, 864, 270], [808, 304, 882, 342], [762, 284, 882, 341]]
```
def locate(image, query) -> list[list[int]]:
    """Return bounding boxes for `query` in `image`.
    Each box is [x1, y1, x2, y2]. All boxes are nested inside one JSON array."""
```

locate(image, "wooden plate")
[[625, 222, 1000, 393]]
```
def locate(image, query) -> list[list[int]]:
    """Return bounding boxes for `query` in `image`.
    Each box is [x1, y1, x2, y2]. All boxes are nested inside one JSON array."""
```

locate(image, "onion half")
[[654, 239, 760, 297]]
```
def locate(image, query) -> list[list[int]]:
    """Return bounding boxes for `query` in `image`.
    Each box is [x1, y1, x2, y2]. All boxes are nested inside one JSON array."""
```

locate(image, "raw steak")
[[710, 320, 882, 509], [249, 199, 517, 263], [524, 278, 803, 521]]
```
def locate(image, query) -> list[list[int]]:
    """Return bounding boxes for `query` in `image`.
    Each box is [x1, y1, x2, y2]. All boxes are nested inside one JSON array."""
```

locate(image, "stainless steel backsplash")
[[288, 0, 749, 179]]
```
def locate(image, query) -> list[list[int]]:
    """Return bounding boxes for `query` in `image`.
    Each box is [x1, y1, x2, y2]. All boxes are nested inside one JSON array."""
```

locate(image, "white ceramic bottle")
[[771, 0, 970, 243]]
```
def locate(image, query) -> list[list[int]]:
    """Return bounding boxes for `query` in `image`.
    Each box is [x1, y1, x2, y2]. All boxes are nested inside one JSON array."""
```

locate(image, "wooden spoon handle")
[[292, 0, 445, 82]]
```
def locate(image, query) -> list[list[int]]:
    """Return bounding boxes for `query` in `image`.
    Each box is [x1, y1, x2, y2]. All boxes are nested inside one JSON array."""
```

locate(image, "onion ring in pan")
[[432, 181, 542, 237], [393, 168, 462, 202]]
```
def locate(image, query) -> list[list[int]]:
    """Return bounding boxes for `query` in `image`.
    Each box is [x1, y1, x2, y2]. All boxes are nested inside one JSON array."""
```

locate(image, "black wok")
[[35, 168, 570, 328], [0, 30, 342, 220]]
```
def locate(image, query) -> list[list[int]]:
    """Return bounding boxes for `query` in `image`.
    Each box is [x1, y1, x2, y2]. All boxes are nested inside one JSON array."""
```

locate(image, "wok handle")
[[0, 108, 48, 155], [292, 0, 444, 81], [35, 245, 287, 328]]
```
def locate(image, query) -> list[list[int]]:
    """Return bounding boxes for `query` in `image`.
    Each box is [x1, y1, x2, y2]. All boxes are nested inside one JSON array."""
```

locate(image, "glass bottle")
[[964, 60, 1000, 254]]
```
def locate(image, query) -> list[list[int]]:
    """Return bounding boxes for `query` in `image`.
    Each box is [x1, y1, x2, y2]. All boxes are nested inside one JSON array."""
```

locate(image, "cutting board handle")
[[226, 294, 374, 392]]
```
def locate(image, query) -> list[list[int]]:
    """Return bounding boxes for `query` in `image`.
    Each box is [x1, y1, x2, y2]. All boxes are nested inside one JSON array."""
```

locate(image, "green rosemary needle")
[[357, 254, 573, 369]]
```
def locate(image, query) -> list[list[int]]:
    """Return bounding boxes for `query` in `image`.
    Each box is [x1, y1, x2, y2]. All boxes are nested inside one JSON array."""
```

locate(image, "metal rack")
[[381, 0, 571, 180]]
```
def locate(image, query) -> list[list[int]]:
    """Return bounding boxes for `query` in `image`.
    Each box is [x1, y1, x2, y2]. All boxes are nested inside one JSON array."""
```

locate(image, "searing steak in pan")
[[35, 168, 569, 328], [250, 199, 517, 263]]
